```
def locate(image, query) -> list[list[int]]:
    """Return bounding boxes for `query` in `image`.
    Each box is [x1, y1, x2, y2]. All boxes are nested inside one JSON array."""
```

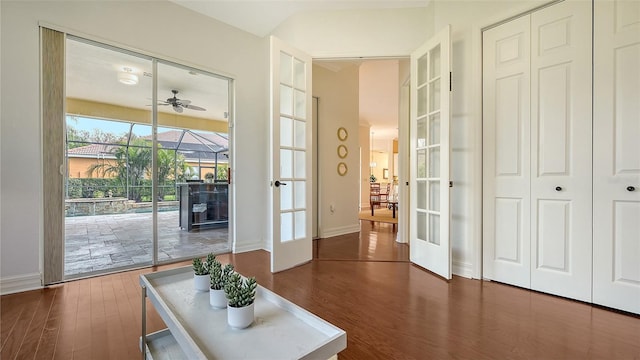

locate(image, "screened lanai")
[[64, 115, 230, 278]]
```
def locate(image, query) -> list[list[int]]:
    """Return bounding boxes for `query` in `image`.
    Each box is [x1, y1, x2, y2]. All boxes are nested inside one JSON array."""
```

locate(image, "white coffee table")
[[139, 266, 346, 359]]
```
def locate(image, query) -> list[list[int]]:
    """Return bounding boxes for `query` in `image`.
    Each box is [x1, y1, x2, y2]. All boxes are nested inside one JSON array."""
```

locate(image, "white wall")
[[312, 64, 361, 238], [271, 7, 431, 58], [0, 1, 268, 289]]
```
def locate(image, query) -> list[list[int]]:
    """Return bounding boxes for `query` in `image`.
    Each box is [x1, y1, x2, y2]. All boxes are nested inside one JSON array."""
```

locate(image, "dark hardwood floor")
[[2, 220, 639, 359]]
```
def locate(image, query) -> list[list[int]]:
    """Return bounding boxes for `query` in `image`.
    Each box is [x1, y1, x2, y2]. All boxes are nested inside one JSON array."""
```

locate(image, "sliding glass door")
[[63, 36, 232, 279]]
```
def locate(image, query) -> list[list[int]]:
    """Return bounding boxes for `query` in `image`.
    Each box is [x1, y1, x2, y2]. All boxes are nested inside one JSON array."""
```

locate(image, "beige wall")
[[312, 63, 360, 237]]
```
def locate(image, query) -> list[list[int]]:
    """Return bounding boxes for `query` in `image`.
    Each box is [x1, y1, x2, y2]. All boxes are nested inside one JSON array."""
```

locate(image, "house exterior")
[[1, 0, 635, 313]]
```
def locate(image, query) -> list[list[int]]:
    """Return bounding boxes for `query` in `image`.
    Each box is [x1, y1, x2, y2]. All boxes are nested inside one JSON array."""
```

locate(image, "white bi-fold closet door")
[[483, 0, 593, 303], [483, 0, 640, 314], [592, 0, 640, 314]]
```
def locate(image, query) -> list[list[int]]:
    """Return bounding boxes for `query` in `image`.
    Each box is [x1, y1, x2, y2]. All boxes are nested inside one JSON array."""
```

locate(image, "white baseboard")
[[0, 273, 42, 295], [233, 240, 264, 254], [319, 224, 360, 239], [453, 260, 473, 279]]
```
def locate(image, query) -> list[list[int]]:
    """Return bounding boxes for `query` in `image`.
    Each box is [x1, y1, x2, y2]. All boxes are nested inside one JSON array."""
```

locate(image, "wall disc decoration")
[[337, 127, 348, 141], [337, 162, 348, 176], [337, 144, 348, 159]]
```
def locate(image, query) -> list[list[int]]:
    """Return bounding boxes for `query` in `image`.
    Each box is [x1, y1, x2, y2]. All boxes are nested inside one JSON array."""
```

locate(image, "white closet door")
[[593, 0, 640, 314], [529, 0, 592, 302], [482, 16, 532, 288]]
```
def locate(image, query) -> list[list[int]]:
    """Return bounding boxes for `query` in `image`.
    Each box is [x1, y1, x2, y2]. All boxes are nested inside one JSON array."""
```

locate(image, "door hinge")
[[449, 181, 453, 188], [449, 72, 452, 92]]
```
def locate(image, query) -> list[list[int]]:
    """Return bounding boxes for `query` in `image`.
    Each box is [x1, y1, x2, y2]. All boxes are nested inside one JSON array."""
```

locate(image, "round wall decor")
[[337, 162, 348, 176], [337, 127, 348, 141], [337, 144, 348, 159]]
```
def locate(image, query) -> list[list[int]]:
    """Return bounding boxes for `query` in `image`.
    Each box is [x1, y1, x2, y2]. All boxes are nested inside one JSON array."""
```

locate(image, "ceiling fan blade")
[[173, 105, 183, 113], [179, 99, 191, 106], [184, 104, 206, 111]]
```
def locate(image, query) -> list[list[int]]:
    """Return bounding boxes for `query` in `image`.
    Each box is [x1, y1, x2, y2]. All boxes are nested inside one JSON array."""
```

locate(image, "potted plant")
[[209, 260, 234, 308], [370, 174, 377, 183], [224, 272, 258, 329], [192, 253, 215, 292]]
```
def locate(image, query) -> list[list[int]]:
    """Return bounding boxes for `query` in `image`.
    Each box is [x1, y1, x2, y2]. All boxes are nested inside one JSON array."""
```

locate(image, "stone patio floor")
[[64, 210, 229, 278]]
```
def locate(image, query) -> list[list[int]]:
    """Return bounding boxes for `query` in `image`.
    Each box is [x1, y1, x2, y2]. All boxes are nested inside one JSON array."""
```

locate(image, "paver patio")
[[64, 210, 229, 277]]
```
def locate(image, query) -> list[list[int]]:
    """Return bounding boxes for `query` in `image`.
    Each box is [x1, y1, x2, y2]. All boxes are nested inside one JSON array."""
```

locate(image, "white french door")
[[483, 0, 593, 302], [269, 36, 313, 273], [593, 0, 640, 314], [409, 25, 452, 280]]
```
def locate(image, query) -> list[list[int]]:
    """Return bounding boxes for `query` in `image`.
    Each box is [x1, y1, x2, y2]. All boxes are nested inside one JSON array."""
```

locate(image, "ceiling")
[[66, 38, 230, 122], [169, 0, 429, 37]]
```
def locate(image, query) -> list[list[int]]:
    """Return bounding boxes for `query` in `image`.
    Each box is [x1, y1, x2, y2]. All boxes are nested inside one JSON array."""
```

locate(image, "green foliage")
[[66, 178, 127, 199], [210, 261, 235, 290], [224, 273, 257, 308], [370, 174, 377, 182], [192, 257, 208, 276]]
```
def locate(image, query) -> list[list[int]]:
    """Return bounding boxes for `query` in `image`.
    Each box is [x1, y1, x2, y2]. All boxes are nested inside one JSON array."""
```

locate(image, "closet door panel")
[[593, 0, 640, 315], [482, 15, 531, 288], [530, 0, 592, 302]]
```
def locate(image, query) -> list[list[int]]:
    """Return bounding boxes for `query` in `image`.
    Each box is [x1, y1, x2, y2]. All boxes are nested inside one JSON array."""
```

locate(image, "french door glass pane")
[[429, 79, 441, 111], [429, 148, 440, 177], [280, 85, 293, 116], [281, 182, 293, 210], [417, 212, 427, 241], [281, 212, 293, 242], [429, 181, 440, 211], [294, 181, 306, 208], [294, 120, 306, 148], [280, 117, 293, 147], [429, 113, 440, 145], [417, 117, 427, 147], [280, 53, 293, 86], [417, 149, 427, 178], [428, 214, 440, 245], [417, 181, 427, 210], [295, 210, 306, 240], [430, 45, 441, 79], [280, 149, 293, 178]]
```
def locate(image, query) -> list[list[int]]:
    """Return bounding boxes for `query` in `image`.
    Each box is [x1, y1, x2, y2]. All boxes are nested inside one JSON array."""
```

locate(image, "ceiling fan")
[[158, 90, 206, 113]]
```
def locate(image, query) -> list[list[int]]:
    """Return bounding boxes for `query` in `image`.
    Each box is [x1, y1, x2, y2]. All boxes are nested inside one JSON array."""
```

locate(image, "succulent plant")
[[192, 257, 208, 276], [210, 262, 235, 290], [224, 272, 257, 308], [205, 253, 216, 272]]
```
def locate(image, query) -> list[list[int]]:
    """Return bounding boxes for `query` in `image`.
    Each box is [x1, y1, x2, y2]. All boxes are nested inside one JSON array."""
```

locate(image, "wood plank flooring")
[[2, 222, 639, 359]]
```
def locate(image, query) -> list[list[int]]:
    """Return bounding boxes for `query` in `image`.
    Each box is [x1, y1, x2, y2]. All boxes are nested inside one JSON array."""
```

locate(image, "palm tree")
[[88, 139, 151, 202]]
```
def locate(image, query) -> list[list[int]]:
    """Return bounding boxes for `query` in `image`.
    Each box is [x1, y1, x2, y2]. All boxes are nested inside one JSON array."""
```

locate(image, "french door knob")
[[627, 186, 636, 192], [274, 180, 287, 187], [555, 186, 562, 192]]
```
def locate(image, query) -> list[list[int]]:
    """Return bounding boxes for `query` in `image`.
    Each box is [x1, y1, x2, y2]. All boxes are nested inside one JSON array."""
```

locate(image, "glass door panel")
[[64, 37, 153, 278], [155, 61, 231, 262]]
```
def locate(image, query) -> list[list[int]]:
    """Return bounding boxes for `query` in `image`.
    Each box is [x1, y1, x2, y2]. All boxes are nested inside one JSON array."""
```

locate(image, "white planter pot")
[[194, 274, 210, 292], [209, 288, 227, 308], [227, 303, 254, 329]]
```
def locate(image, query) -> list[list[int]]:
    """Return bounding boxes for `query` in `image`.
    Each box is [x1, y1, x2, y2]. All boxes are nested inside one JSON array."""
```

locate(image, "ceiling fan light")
[[118, 72, 138, 85]]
